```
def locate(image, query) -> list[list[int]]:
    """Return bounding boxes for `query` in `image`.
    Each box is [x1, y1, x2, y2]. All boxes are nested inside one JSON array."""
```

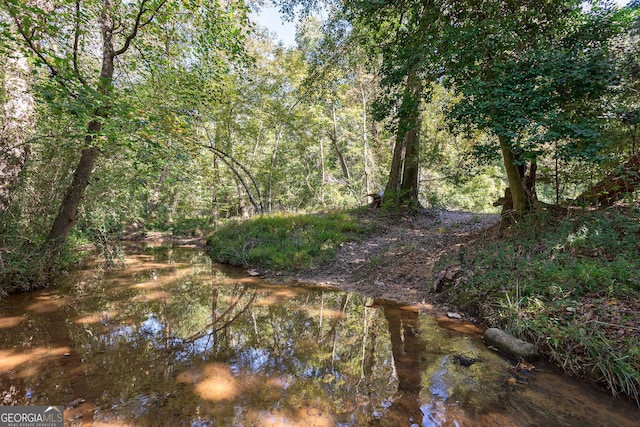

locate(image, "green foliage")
[[0, 213, 83, 296], [0, 227, 44, 296], [0, 0, 254, 276], [76, 211, 125, 268], [424, 167, 503, 213], [1, 0, 638, 308], [439, 206, 640, 399], [419, 84, 504, 211], [442, 0, 621, 161], [207, 210, 375, 271]]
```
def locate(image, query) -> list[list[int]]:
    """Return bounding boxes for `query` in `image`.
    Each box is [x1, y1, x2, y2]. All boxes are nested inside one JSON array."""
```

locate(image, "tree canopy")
[[0, 0, 638, 284]]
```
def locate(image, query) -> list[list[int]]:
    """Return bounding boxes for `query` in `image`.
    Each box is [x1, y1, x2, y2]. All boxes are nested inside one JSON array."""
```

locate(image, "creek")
[[0, 245, 638, 426]]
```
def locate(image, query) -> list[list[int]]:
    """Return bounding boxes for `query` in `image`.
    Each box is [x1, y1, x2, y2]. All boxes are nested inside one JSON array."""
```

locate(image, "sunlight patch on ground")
[[193, 363, 241, 401], [13, 365, 40, 379], [0, 347, 71, 373], [247, 406, 335, 427], [25, 294, 68, 313], [0, 316, 25, 329], [72, 311, 117, 325]]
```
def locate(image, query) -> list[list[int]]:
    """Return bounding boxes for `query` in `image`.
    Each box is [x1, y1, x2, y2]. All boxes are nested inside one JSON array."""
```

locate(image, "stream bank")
[[208, 207, 639, 403]]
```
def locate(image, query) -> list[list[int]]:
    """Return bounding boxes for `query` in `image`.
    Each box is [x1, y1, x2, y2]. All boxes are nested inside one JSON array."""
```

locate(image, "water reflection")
[[0, 245, 637, 426]]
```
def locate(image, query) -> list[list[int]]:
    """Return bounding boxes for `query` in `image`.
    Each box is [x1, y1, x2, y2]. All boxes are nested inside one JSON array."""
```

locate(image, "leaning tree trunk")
[[44, 142, 100, 257], [577, 151, 640, 206], [42, 0, 116, 263], [40, 0, 164, 265]]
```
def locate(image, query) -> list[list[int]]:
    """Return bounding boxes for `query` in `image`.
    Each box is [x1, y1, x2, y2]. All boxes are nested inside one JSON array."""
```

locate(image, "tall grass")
[[439, 206, 640, 401], [206, 210, 375, 271]]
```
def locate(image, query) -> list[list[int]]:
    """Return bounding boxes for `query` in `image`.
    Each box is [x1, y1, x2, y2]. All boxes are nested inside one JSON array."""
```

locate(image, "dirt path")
[[291, 209, 500, 312]]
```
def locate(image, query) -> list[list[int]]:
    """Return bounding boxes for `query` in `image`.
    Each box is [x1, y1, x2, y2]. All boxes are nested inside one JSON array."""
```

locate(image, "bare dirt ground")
[[290, 209, 500, 313]]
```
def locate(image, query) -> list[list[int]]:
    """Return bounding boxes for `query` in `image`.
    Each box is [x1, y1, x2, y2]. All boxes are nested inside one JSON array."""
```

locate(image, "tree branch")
[[215, 150, 264, 215], [2, 0, 78, 98], [2, 0, 58, 79], [200, 122, 264, 213], [73, 0, 88, 86], [114, 0, 168, 57]]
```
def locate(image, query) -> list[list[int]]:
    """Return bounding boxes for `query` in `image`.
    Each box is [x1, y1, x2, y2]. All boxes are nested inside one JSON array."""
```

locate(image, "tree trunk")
[[211, 153, 220, 223], [577, 151, 640, 206], [524, 158, 538, 204], [42, 0, 117, 262], [381, 303, 424, 425], [267, 127, 281, 212], [399, 121, 420, 208], [235, 177, 250, 218], [44, 142, 100, 258], [360, 81, 371, 197], [7, 0, 165, 270], [384, 126, 406, 203], [329, 103, 351, 181], [148, 163, 170, 218], [385, 71, 421, 209], [369, 119, 381, 197], [0, 49, 34, 213], [319, 136, 326, 206], [498, 134, 528, 219]]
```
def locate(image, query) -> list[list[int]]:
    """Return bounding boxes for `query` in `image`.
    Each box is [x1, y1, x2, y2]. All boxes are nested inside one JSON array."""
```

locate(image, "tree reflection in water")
[[0, 246, 638, 427], [379, 301, 425, 426]]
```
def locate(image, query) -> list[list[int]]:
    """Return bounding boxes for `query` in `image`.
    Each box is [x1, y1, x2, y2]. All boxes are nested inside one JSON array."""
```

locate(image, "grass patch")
[[438, 206, 640, 401], [206, 210, 376, 271]]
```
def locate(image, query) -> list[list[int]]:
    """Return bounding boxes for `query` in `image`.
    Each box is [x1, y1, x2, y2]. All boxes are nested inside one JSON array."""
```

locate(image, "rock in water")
[[483, 328, 539, 361], [453, 354, 477, 367]]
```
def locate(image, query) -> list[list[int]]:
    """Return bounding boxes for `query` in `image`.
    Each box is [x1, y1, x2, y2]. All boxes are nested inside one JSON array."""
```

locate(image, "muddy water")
[[0, 246, 638, 426]]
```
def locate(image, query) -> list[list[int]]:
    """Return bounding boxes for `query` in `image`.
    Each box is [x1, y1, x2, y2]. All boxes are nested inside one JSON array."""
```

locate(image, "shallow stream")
[[0, 245, 638, 426]]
